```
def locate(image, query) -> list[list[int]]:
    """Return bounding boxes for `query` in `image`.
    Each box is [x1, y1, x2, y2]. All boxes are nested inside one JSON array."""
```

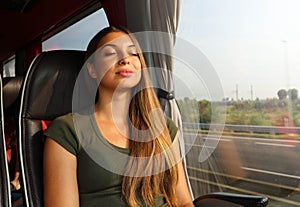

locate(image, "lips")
[[117, 70, 133, 77]]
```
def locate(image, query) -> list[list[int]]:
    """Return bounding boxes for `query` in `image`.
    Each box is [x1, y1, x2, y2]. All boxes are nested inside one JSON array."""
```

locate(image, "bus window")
[[42, 9, 109, 51], [175, 0, 300, 206], [3, 56, 16, 78]]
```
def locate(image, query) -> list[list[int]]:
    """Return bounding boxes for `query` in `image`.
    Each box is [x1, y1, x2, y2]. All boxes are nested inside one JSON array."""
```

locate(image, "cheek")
[[94, 52, 116, 70], [134, 60, 142, 71], [135, 71, 142, 80], [94, 60, 113, 78]]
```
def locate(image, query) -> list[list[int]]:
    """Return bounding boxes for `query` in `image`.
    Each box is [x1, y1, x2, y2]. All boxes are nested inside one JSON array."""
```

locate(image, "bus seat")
[[0, 76, 12, 207], [3, 76, 24, 117], [3, 76, 24, 206], [3, 76, 24, 175], [19, 50, 85, 207]]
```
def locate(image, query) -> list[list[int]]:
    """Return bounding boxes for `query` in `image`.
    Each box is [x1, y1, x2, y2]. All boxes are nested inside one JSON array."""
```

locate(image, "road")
[[183, 131, 300, 206]]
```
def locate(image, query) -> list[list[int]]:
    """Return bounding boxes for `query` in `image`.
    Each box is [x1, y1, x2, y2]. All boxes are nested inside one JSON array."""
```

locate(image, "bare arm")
[[43, 137, 79, 207], [176, 160, 194, 207], [173, 135, 194, 207]]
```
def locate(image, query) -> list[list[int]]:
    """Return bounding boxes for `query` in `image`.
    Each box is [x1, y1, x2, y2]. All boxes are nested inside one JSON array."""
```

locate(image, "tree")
[[288, 88, 298, 101], [199, 100, 211, 123], [277, 89, 287, 100]]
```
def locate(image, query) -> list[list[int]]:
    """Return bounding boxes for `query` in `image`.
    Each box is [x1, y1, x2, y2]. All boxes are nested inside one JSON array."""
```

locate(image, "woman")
[[43, 26, 194, 207]]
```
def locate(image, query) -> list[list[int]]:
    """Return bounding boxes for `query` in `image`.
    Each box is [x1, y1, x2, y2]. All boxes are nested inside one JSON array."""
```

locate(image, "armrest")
[[193, 192, 268, 207]]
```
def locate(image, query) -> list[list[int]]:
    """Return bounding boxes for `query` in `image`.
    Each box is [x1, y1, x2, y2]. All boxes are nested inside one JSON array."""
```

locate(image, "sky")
[[43, 0, 300, 101], [42, 10, 109, 51], [174, 0, 300, 100]]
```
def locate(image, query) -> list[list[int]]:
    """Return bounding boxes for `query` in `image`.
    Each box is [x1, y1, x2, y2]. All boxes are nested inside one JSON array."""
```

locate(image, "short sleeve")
[[166, 117, 178, 141], [44, 113, 79, 155]]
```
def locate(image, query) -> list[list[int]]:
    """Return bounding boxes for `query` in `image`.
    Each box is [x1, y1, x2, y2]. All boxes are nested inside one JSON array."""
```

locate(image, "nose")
[[118, 56, 130, 65]]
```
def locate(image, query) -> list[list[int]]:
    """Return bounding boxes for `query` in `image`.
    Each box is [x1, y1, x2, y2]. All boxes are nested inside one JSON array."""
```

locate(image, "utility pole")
[[282, 40, 293, 126], [250, 85, 253, 101], [235, 84, 239, 101]]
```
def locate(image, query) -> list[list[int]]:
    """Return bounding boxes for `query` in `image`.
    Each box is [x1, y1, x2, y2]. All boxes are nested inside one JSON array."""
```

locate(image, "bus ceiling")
[[1, 0, 180, 75], [0, 0, 101, 63]]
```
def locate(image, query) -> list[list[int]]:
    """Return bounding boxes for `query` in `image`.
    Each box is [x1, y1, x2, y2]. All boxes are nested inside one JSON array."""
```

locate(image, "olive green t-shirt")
[[44, 112, 178, 207]]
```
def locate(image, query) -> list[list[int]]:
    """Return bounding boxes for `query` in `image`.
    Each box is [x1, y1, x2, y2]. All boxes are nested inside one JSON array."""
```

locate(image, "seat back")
[[2, 76, 24, 207], [19, 50, 85, 207], [3, 76, 24, 177], [0, 76, 12, 207], [3, 76, 24, 116]]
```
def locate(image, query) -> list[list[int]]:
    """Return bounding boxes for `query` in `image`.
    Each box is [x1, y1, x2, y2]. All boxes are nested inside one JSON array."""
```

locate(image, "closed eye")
[[129, 52, 138, 56], [104, 52, 116, 56], [127, 45, 138, 57]]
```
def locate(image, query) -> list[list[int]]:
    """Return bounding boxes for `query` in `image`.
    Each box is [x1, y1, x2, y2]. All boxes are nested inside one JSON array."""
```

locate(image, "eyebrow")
[[101, 43, 116, 49], [100, 43, 137, 51], [128, 45, 136, 49]]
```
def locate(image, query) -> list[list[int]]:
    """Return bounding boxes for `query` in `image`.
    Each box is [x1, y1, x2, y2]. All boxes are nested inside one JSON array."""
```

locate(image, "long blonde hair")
[[85, 26, 179, 207]]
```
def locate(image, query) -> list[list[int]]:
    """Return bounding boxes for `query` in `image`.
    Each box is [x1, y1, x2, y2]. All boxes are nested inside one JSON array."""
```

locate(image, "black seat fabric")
[[3, 76, 24, 116], [3, 76, 24, 178], [0, 76, 12, 207], [19, 50, 85, 207], [3, 76, 24, 207]]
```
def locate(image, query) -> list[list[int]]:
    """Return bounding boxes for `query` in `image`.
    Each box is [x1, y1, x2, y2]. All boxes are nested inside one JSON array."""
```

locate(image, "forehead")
[[97, 31, 135, 49]]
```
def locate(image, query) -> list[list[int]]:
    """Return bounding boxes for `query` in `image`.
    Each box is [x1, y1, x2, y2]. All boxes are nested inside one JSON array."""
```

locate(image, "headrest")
[[3, 76, 24, 116], [21, 50, 86, 120]]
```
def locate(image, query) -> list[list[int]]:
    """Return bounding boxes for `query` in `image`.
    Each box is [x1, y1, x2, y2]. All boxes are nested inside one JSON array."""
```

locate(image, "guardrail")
[[182, 122, 300, 135]]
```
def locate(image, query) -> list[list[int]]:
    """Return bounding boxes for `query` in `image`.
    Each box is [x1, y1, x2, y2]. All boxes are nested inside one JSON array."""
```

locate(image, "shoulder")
[[165, 117, 178, 141], [51, 113, 73, 127], [44, 113, 79, 155], [45, 113, 75, 135], [46, 113, 77, 133]]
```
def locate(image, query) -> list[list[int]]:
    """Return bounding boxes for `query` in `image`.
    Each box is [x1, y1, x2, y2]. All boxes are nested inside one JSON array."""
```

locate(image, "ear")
[[87, 63, 97, 79]]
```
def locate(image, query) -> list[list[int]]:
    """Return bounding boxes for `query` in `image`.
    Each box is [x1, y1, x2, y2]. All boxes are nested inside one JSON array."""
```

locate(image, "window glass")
[[175, 0, 300, 206], [3, 56, 16, 77], [42, 9, 109, 51]]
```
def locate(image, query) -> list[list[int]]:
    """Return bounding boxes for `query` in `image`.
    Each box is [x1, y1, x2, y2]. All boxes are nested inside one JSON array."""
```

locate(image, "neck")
[[95, 89, 132, 123]]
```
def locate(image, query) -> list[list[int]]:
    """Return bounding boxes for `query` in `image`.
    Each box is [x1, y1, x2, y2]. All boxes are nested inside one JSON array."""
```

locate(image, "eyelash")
[[103, 51, 138, 57], [130, 53, 138, 56], [104, 52, 115, 56]]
